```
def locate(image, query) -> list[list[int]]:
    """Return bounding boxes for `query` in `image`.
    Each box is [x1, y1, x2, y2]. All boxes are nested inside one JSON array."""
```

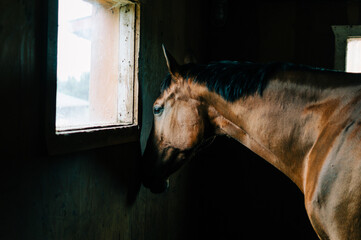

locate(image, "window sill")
[[46, 124, 139, 155]]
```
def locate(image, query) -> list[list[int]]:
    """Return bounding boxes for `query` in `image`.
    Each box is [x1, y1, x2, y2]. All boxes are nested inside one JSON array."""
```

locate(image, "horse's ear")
[[162, 44, 180, 80]]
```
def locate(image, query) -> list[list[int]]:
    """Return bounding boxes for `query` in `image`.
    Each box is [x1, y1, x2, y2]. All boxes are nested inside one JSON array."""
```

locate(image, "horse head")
[[141, 46, 215, 193]]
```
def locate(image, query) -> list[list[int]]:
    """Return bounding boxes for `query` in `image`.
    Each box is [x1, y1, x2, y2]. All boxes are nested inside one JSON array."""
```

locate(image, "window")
[[46, 0, 140, 153], [56, 0, 138, 131], [332, 25, 361, 73]]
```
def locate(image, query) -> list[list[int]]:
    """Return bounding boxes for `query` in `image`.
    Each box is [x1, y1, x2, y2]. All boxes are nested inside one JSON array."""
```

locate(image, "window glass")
[[346, 37, 361, 73], [56, 0, 136, 131]]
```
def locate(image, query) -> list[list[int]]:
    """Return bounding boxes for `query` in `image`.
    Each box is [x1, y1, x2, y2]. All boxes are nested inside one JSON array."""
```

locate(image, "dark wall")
[[204, 0, 361, 67], [0, 0, 204, 239], [1, 0, 361, 239]]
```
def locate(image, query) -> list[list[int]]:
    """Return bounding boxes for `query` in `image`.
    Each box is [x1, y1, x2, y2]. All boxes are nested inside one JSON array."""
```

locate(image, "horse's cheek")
[[170, 125, 197, 150], [185, 124, 203, 149], [175, 127, 192, 149]]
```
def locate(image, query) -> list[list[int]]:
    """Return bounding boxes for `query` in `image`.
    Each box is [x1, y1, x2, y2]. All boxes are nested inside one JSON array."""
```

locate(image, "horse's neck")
[[202, 73, 361, 192]]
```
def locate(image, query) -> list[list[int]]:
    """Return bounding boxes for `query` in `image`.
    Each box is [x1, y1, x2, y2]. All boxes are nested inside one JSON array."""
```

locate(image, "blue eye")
[[153, 105, 164, 115]]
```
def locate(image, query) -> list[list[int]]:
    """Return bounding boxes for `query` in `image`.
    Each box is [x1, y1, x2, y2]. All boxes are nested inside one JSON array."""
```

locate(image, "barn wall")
[[205, 0, 361, 67], [0, 0, 203, 239]]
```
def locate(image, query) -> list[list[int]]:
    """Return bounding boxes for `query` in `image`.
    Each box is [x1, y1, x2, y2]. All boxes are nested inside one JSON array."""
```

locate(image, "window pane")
[[346, 37, 361, 73], [56, 0, 136, 131], [56, 0, 92, 129]]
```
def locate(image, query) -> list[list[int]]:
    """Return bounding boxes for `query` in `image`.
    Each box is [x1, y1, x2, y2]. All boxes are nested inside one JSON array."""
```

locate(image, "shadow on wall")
[[0, 141, 145, 240], [92, 142, 143, 206], [187, 136, 318, 240]]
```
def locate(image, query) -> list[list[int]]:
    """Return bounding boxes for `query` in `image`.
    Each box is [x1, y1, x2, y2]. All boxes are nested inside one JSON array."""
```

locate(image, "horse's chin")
[[144, 178, 170, 194]]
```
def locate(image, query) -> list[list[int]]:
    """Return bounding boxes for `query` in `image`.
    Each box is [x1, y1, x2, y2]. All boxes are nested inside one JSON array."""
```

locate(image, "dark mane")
[[160, 61, 333, 102]]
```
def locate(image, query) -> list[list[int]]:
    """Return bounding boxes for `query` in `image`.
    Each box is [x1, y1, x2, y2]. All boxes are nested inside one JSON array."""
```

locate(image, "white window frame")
[[332, 25, 361, 71], [46, 0, 140, 154]]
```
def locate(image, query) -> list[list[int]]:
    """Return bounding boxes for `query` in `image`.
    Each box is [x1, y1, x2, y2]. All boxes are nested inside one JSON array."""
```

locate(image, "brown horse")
[[141, 45, 361, 239]]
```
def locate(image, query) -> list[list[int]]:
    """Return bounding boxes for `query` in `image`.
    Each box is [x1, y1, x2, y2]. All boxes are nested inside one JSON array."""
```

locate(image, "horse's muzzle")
[[141, 130, 171, 193]]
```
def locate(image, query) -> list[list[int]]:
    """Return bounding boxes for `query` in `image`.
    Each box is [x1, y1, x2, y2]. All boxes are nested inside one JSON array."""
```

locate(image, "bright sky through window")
[[57, 0, 92, 82]]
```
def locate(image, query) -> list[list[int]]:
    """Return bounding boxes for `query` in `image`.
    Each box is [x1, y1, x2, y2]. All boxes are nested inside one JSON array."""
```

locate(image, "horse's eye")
[[153, 105, 164, 115]]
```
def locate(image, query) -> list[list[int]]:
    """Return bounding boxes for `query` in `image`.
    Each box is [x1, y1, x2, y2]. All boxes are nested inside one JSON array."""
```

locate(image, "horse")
[[141, 45, 361, 240]]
